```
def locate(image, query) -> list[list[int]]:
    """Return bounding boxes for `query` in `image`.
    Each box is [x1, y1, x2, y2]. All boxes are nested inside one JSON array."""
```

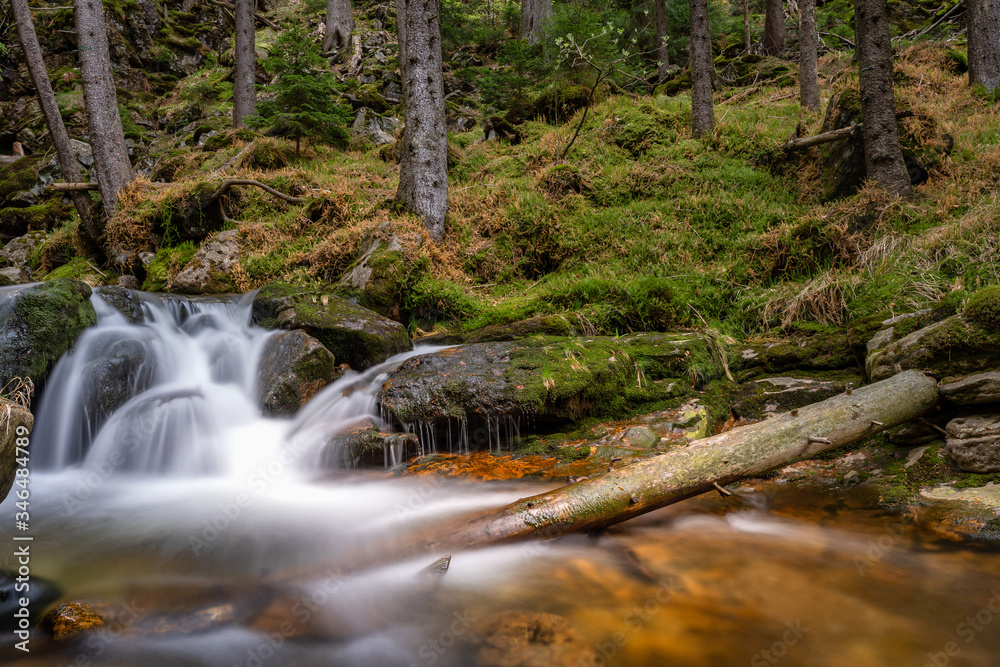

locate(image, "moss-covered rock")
[[731, 375, 857, 421], [735, 327, 856, 376], [0, 398, 33, 503], [378, 333, 722, 428], [0, 279, 97, 390], [340, 224, 427, 321], [256, 330, 336, 417], [172, 229, 240, 295], [419, 315, 577, 345], [964, 284, 1000, 329], [518, 81, 591, 124], [867, 314, 1000, 382], [252, 282, 412, 370]]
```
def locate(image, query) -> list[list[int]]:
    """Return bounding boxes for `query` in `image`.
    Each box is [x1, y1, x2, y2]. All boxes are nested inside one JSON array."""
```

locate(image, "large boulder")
[[733, 327, 855, 376], [867, 314, 1000, 382], [0, 279, 97, 389], [172, 229, 240, 295], [378, 333, 720, 427], [256, 330, 337, 417], [339, 222, 426, 320], [945, 413, 1000, 473], [80, 339, 154, 431], [0, 398, 33, 503], [252, 283, 411, 370]]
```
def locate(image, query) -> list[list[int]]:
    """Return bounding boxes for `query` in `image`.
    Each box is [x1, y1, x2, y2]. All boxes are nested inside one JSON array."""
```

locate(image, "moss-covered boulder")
[[252, 283, 412, 370], [867, 314, 1000, 382], [0, 398, 33, 503], [0, 279, 97, 389], [731, 374, 857, 421], [378, 333, 721, 428], [735, 327, 856, 376], [847, 308, 935, 372], [339, 224, 427, 321], [256, 330, 336, 417]]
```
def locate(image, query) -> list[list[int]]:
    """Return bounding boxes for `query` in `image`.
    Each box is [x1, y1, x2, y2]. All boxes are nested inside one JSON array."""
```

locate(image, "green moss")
[[43, 257, 114, 285], [142, 243, 200, 292], [0, 157, 42, 203], [963, 284, 1000, 329]]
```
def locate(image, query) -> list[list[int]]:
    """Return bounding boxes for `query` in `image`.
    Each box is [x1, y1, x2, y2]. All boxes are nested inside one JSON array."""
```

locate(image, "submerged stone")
[[44, 602, 106, 641], [252, 282, 412, 370], [257, 330, 336, 417]]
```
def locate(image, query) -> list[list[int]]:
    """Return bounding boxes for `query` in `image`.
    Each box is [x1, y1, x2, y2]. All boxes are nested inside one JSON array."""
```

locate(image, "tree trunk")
[[407, 370, 938, 553], [323, 0, 355, 53], [10, 0, 99, 252], [73, 0, 134, 218], [855, 0, 912, 197], [233, 0, 257, 128], [763, 0, 785, 54], [519, 0, 552, 45], [689, 0, 715, 136], [655, 0, 670, 80], [743, 0, 752, 51], [395, 0, 448, 242], [799, 0, 820, 111], [968, 0, 1000, 94]]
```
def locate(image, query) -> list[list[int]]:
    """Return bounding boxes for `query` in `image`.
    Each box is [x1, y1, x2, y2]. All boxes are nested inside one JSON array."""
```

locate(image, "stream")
[[2, 292, 999, 666]]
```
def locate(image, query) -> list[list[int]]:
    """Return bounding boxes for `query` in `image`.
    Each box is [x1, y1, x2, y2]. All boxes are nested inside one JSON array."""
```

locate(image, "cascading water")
[[4, 291, 1000, 666]]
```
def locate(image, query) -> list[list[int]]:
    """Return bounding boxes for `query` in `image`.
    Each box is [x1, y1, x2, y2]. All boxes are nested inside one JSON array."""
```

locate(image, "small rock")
[[44, 602, 106, 641], [351, 107, 400, 145], [172, 229, 240, 294], [945, 413, 1000, 473], [70, 139, 94, 167], [0, 266, 32, 284], [888, 419, 942, 446], [620, 425, 657, 448]]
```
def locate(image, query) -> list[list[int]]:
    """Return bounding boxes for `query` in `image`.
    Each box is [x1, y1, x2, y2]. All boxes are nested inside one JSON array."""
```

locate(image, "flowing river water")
[[2, 292, 999, 666]]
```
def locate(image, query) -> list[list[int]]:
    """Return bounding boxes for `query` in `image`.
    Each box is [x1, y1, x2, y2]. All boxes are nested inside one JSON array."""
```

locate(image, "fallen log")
[[406, 370, 938, 552]]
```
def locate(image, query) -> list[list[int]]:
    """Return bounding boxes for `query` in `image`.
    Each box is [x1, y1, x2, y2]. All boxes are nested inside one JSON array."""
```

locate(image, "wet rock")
[[351, 107, 400, 145], [732, 375, 853, 421], [81, 339, 153, 432], [252, 282, 412, 370], [940, 371, 1000, 405], [257, 330, 336, 417], [0, 569, 60, 632], [469, 611, 596, 667], [94, 286, 145, 324], [619, 425, 658, 448], [0, 398, 33, 503], [945, 413, 1000, 473], [379, 334, 711, 427], [318, 420, 420, 467], [867, 314, 1000, 382], [172, 229, 240, 295], [0, 279, 97, 390], [44, 602, 106, 641]]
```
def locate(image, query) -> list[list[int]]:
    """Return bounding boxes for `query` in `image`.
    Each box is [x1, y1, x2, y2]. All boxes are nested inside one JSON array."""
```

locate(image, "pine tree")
[[247, 27, 351, 156]]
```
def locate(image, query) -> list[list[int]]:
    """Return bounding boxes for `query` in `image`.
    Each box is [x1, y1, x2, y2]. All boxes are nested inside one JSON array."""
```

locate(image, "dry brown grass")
[[764, 269, 858, 327]]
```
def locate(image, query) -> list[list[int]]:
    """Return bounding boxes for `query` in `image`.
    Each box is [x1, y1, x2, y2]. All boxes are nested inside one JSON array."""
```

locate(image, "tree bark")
[[395, 0, 448, 242], [655, 0, 670, 80], [233, 0, 256, 128], [519, 0, 552, 45], [323, 0, 354, 53], [689, 0, 715, 136], [968, 0, 1000, 94], [411, 370, 938, 552], [799, 0, 820, 111], [855, 0, 912, 197], [10, 0, 99, 252], [743, 0, 752, 51], [763, 0, 786, 54], [73, 0, 134, 218]]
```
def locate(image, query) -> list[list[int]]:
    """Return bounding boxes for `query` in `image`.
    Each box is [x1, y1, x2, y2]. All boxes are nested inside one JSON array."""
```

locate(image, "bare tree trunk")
[[323, 0, 355, 53], [744, 0, 752, 51], [763, 0, 785, 54], [233, 0, 257, 128], [655, 0, 670, 80], [799, 0, 820, 111], [519, 0, 552, 44], [10, 0, 99, 252], [689, 0, 715, 136], [73, 0, 134, 219], [855, 0, 912, 197], [968, 0, 1000, 94], [395, 0, 448, 242]]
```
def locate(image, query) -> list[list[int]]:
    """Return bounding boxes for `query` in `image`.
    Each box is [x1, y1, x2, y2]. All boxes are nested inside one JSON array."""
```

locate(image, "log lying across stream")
[[407, 370, 939, 553]]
